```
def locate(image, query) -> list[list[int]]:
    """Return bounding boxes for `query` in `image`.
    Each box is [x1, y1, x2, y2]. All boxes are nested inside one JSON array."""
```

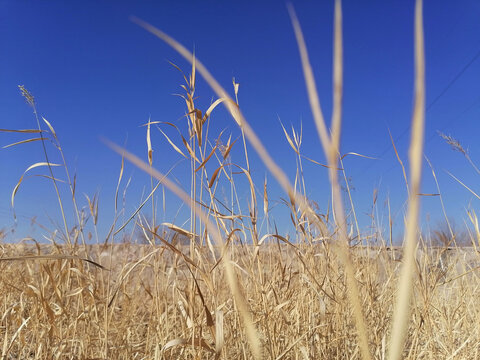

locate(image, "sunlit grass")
[[1, 0, 480, 359]]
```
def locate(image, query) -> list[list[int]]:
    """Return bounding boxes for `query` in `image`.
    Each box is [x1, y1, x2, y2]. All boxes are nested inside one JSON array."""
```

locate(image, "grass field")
[[2, 1, 480, 359], [1, 242, 479, 359]]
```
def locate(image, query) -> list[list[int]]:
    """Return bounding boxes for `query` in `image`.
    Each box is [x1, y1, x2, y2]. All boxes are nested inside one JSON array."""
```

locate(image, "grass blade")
[[387, 0, 426, 359], [3, 137, 48, 149], [289, 2, 372, 359], [11, 162, 62, 209]]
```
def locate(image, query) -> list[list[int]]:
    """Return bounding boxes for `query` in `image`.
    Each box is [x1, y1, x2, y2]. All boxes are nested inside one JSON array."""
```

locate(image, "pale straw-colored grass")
[[3, 1, 480, 359], [388, 0, 426, 359]]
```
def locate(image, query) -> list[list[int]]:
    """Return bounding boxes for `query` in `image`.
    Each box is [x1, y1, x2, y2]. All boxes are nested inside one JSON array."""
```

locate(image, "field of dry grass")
[[1, 242, 479, 359], [2, 0, 480, 359]]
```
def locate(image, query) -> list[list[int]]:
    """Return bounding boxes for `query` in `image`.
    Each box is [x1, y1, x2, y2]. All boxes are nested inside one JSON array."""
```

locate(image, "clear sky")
[[2, 1, 480, 244]]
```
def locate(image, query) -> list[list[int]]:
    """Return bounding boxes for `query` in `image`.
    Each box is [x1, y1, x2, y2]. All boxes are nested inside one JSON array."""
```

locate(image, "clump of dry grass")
[[2, 1, 480, 359]]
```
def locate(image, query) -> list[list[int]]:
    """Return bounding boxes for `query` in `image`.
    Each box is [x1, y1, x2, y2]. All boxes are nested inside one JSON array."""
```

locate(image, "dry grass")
[[1, 242, 479, 359], [2, 0, 480, 358]]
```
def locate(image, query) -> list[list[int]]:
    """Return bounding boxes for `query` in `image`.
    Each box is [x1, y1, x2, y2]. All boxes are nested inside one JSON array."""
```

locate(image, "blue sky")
[[2, 1, 480, 243]]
